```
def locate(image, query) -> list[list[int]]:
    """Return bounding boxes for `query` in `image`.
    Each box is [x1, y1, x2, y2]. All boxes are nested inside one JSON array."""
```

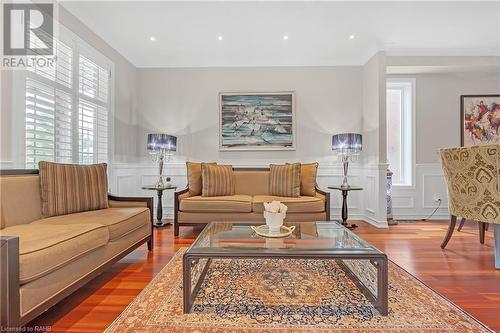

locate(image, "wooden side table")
[[328, 186, 363, 229], [142, 185, 177, 227]]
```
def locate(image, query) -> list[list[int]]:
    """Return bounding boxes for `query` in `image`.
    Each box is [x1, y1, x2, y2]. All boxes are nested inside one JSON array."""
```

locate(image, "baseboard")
[[392, 214, 449, 221], [361, 215, 389, 229]]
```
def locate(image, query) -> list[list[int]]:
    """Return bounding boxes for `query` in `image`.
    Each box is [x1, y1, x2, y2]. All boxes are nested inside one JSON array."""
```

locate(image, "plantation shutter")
[[78, 54, 110, 164], [24, 27, 111, 169], [25, 79, 73, 169]]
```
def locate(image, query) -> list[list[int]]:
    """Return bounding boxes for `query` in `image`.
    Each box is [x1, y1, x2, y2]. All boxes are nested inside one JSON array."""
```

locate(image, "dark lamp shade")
[[147, 133, 177, 152], [332, 133, 362, 153]]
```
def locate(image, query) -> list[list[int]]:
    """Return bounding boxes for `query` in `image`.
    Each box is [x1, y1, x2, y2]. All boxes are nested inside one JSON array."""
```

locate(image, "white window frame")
[[386, 78, 416, 187], [10, 21, 114, 168]]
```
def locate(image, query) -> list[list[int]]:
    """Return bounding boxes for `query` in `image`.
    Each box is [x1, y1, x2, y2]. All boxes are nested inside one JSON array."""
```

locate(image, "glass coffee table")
[[183, 221, 388, 315]]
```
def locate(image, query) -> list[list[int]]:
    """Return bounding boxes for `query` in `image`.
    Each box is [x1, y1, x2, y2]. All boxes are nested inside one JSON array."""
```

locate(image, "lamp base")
[[155, 176, 165, 189], [340, 221, 358, 229], [154, 220, 172, 228], [341, 158, 350, 188]]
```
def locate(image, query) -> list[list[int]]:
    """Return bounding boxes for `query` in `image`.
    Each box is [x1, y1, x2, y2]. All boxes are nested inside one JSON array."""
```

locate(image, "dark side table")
[[328, 186, 363, 229], [142, 185, 177, 227]]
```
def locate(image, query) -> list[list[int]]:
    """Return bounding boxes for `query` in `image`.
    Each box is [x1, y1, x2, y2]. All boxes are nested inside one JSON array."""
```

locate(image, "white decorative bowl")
[[264, 211, 286, 234]]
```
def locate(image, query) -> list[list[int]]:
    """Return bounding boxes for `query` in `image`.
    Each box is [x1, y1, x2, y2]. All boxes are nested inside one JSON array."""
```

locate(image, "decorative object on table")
[[332, 133, 362, 188], [147, 133, 177, 188], [251, 225, 296, 238], [219, 92, 295, 151], [438, 144, 500, 269], [142, 184, 177, 228], [461, 95, 500, 146], [386, 168, 397, 225], [263, 201, 288, 233], [329, 186, 363, 229]]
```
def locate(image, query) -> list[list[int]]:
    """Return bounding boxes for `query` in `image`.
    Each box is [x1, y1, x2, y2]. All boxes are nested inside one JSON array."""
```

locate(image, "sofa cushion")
[[180, 195, 252, 213], [0, 175, 42, 229], [39, 162, 109, 217], [269, 163, 301, 197], [202, 164, 235, 197], [300, 162, 319, 196], [0, 223, 109, 284], [186, 162, 217, 196], [31, 208, 150, 242], [234, 170, 270, 195], [252, 195, 325, 213]]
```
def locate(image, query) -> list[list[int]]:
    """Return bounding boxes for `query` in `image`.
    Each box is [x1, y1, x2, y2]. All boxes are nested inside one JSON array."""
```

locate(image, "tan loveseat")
[[0, 170, 153, 328], [174, 167, 330, 236]]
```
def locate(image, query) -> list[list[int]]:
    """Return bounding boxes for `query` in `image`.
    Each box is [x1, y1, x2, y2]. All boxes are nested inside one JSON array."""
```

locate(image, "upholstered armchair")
[[439, 144, 500, 268]]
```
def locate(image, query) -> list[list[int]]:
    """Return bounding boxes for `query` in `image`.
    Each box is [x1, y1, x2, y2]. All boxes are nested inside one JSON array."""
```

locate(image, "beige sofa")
[[174, 167, 330, 236], [0, 170, 153, 328]]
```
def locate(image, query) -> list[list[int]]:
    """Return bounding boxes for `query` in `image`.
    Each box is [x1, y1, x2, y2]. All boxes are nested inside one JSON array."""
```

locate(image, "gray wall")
[[136, 66, 364, 164], [391, 71, 500, 164]]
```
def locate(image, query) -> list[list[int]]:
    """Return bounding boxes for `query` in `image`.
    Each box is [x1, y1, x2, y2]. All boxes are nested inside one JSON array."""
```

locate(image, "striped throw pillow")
[[201, 164, 234, 197], [269, 163, 301, 197], [39, 162, 109, 217]]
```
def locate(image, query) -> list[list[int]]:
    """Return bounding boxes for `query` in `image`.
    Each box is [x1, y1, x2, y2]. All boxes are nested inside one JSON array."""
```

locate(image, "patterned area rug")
[[106, 248, 492, 332]]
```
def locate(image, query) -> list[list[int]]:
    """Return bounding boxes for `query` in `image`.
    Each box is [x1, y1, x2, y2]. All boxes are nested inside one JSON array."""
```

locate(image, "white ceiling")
[[60, 1, 500, 68]]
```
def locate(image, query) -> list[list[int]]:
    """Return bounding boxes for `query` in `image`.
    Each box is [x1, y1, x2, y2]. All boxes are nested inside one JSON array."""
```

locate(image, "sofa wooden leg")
[[174, 221, 179, 237], [147, 239, 153, 251], [441, 215, 457, 249], [479, 222, 486, 244], [457, 217, 466, 231]]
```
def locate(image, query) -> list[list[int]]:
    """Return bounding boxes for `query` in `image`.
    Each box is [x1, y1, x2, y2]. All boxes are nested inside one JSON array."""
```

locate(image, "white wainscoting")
[[361, 164, 390, 228], [391, 164, 449, 220], [109, 162, 388, 227]]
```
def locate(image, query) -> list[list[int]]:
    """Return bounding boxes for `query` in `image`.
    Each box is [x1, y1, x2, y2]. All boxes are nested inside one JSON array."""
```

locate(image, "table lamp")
[[332, 133, 362, 188], [147, 133, 177, 188]]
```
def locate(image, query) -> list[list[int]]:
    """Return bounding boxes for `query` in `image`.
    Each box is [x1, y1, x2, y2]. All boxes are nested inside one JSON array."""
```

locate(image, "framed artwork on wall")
[[461, 95, 500, 146], [219, 92, 296, 151]]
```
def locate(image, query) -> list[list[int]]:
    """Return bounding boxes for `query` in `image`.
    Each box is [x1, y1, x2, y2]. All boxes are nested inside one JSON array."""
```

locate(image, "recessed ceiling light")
[[283, 35, 289, 40], [217, 36, 223, 41], [149, 36, 156, 41], [349, 34, 356, 40]]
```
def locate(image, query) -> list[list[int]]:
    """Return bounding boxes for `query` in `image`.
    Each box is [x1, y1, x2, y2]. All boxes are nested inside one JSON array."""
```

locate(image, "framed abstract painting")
[[219, 92, 296, 151], [461, 95, 500, 146]]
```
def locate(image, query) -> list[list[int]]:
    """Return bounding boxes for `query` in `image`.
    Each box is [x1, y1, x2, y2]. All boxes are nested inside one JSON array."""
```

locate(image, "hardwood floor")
[[28, 221, 500, 332]]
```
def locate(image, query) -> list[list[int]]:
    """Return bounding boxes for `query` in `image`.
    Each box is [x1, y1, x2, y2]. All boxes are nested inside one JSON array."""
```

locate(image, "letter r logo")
[[3, 3, 53, 56]]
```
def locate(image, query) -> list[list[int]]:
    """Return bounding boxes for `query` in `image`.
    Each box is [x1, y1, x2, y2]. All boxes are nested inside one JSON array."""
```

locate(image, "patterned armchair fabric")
[[439, 144, 499, 224]]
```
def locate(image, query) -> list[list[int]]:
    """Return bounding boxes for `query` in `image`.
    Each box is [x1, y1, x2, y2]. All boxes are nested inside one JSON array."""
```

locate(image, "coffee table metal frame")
[[183, 222, 388, 316]]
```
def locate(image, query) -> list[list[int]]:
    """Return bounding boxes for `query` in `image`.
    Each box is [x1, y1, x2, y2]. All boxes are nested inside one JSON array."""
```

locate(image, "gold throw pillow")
[[201, 164, 234, 197], [269, 163, 301, 197], [186, 162, 216, 196], [300, 162, 319, 196], [39, 161, 109, 217]]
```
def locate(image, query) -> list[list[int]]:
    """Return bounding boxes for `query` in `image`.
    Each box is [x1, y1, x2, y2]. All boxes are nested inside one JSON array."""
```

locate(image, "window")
[[386, 79, 415, 186], [24, 27, 111, 169]]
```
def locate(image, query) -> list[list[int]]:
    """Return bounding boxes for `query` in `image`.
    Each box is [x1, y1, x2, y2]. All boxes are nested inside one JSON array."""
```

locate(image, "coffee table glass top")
[[187, 221, 383, 255]]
